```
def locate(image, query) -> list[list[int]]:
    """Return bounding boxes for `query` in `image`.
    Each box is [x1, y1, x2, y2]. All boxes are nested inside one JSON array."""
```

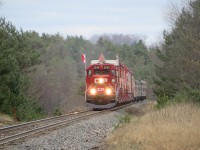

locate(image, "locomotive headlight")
[[105, 88, 112, 95], [90, 88, 96, 95], [99, 78, 104, 84]]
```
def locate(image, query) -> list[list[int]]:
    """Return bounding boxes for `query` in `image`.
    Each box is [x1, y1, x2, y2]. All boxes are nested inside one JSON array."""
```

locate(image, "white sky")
[[0, 0, 170, 45]]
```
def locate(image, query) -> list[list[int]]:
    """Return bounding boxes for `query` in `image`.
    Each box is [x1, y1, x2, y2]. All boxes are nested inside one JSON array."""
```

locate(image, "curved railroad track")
[[0, 101, 136, 146]]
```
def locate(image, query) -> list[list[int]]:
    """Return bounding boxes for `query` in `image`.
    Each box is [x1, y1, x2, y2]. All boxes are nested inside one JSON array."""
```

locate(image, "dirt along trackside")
[[125, 100, 157, 116]]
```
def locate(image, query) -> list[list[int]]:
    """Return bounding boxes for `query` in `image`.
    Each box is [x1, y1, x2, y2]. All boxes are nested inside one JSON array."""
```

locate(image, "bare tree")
[[163, 0, 191, 29]]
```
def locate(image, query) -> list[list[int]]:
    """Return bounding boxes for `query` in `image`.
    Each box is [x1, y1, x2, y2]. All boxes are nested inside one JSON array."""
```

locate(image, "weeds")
[[53, 108, 62, 116], [114, 114, 131, 129]]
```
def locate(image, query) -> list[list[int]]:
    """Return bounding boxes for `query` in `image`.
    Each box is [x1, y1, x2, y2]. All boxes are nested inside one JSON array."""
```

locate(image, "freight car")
[[85, 54, 146, 109]]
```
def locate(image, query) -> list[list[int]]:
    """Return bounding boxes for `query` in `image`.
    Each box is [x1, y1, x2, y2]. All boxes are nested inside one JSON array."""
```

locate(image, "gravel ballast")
[[5, 111, 123, 150]]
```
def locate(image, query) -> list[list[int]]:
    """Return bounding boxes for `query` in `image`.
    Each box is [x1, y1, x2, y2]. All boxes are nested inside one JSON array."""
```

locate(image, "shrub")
[[53, 108, 62, 116], [114, 114, 131, 129], [156, 88, 200, 109], [16, 98, 44, 121], [155, 94, 171, 109], [173, 88, 200, 103]]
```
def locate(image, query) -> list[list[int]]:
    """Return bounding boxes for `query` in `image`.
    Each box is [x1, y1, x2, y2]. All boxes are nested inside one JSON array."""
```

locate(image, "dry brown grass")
[[105, 103, 200, 150], [126, 101, 157, 116], [0, 113, 14, 127]]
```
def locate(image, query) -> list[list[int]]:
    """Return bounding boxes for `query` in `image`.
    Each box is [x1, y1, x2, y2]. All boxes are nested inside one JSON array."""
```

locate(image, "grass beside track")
[[104, 102, 200, 150], [0, 114, 15, 127]]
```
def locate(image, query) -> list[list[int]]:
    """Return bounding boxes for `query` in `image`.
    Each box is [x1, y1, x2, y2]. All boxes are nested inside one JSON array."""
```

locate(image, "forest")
[[0, 0, 200, 121]]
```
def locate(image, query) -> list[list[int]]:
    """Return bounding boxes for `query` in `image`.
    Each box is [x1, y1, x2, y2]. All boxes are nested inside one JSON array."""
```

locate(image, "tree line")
[[154, 0, 200, 107]]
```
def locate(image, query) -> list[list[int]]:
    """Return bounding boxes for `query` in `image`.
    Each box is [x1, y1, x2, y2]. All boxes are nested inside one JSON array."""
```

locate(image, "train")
[[85, 54, 147, 109]]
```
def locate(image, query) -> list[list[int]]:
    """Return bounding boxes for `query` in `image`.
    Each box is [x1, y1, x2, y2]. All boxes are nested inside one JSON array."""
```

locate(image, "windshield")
[[94, 69, 110, 75]]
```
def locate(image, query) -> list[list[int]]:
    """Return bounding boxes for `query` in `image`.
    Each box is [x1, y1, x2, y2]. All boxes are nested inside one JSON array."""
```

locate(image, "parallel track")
[[0, 110, 91, 138], [0, 101, 136, 145]]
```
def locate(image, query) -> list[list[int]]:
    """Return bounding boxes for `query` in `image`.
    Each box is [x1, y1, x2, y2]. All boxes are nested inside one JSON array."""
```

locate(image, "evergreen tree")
[[0, 18, 41, 120], [154, 0, 200, 97]]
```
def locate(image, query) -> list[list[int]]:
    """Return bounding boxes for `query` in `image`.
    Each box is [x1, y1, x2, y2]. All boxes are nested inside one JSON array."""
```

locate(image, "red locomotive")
[[85, 54, 146, 109]]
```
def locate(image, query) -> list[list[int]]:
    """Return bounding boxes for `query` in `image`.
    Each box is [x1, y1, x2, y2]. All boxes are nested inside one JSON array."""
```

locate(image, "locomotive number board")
[[93, 66, 100, 69], [103, 66, 110, 69]]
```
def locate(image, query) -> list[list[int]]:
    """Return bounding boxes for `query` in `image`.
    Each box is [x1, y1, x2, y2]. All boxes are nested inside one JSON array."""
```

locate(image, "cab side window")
[[111, 70, 116, 76], [87, 70, 92, 76]]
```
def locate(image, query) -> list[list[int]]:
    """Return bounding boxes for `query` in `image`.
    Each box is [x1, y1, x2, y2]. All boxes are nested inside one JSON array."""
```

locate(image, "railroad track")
[[0, 101, 136, 146], [0, 110, 92, 138]]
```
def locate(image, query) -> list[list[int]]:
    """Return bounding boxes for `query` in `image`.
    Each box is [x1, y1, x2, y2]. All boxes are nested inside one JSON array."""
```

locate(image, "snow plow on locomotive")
[[85, 54, 146, 109]]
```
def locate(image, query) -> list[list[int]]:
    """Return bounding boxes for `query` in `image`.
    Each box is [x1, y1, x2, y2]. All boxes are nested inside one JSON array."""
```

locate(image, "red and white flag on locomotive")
[[82, 54, 86, 63]]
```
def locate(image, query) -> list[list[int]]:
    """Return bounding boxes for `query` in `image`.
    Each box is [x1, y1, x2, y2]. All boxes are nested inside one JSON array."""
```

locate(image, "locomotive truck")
[[85, 54, 147, 109]]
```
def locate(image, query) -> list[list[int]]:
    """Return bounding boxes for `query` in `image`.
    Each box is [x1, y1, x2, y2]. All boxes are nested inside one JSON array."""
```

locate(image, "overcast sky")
[[0, 0, 170, 45]]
